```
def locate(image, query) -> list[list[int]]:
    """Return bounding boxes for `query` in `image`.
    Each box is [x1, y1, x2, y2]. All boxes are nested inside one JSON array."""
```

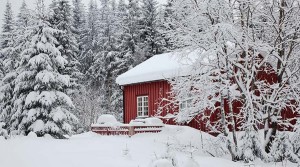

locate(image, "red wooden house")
[[116, 50, 297, 132]]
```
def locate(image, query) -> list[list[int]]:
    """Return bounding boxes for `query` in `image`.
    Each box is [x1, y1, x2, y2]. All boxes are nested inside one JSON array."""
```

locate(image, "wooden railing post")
[[129, 126, 135, 137]]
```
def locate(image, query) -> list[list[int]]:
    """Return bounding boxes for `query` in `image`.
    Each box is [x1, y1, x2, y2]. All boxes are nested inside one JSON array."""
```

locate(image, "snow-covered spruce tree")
[[0, 0, 33, 130], [119, 0, 143, 68], [139, 0, 165, 59], [9, 0, 77, 138], [80, 0, 100, 75], [160, 0, 176, 50], [88, 0, 123, 117], [49, 0, 82, 95], [0, 0, 15, 76], [0, 1, 16, 128], [72, 0, 87, 56], [0, 1, 14, 51]]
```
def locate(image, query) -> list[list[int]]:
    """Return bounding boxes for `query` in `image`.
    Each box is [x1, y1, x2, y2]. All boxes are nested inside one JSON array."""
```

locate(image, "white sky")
[[0, 0, 167, 31]]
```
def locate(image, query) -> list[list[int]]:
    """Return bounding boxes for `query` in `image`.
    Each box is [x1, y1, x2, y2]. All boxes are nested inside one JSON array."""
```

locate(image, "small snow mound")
[[129, 119, 145, 125], [145, 118, 163, 125], [150, 159, 174, 167], [183, 158, 199, 167], [27, 132, 37, 138], [97, 114, 119, 124], [44, 134, 53, 139], [130, 117, 164, 126]]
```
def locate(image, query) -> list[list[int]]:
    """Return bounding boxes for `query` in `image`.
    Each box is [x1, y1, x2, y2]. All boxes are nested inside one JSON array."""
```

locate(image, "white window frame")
[[137, 96, 149, 117], [179, 98, 193, 112]]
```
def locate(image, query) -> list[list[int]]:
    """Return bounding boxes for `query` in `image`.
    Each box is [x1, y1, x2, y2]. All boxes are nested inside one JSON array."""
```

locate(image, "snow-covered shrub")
[[149, 159, 174, 167], [292, 120, 300, 156], [0, 122, 8, 139], [270, 132, 299, 163], [239, 130, 266, 162], [150, 142, 177, 167], [203, 134, 228, 157]]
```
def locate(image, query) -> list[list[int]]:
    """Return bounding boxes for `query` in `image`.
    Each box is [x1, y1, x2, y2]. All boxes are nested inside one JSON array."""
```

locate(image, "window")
[[137, 96, 149, 117], [179, 99, 192, 111]]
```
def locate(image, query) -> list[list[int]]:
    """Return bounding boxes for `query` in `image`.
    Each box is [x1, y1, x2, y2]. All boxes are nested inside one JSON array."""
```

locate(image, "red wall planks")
[[123, 80, 171, 123]]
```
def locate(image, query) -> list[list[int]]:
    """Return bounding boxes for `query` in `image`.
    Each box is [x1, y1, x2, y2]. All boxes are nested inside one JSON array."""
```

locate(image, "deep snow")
[[0, 125, 297, 167]]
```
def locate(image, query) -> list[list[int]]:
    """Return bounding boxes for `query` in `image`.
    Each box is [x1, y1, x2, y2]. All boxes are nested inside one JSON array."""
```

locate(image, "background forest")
[[0, 0, 170, 136]]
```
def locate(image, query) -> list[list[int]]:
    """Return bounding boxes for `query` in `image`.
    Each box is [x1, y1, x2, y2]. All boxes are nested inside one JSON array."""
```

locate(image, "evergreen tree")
[[161, 0, 175, 50], [139, 0, 164, 59], [9, 0, 77, 138], [0, 0, 32, 130], [0, 1, 17, 127], [72, 0, 87, 69], [88, 0, 122, 117], [80, 0, 100, 75], [0, 1, 14, 50], [50, 0, 81, 95], [119, 0, 142, 68]]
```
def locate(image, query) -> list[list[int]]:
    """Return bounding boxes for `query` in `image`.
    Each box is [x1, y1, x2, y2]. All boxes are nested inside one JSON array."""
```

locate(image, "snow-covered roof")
[[116, 50, 201, 85]]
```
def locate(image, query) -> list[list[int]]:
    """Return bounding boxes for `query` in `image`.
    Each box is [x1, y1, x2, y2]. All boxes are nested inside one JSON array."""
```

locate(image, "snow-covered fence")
[[91, 124, 164, 136], [91, 115, 164, 136]]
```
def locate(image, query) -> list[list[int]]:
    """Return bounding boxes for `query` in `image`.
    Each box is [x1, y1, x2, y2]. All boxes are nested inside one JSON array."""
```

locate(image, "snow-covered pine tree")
[[139, 0, 164, 59], [0, 1, 14, 51], [80, 0, 100, 75], [88, 0, 123, 117], [72, 0, 87, 69], [50, 0, 81, 95], [160, 0, 176, 50], [0, 0, 32, 131], [119, 0, 143, 68], [9, 0, 77, 138], [0, 1, 17, 128]]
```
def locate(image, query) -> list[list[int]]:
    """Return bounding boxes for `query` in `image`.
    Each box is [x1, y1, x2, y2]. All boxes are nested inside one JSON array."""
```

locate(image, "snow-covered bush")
[[149, 159, 174, 167], [270, 132, 299, 163], [151, 140, 178, 167], [292, 120, 300, 156], [0, 122, 8, 139], [204, 134, 228, 157], [239, 130, 266, 163]]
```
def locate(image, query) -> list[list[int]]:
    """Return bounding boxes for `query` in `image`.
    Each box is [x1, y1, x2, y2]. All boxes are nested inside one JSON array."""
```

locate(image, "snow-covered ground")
[[0, 125, 297, 167]]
